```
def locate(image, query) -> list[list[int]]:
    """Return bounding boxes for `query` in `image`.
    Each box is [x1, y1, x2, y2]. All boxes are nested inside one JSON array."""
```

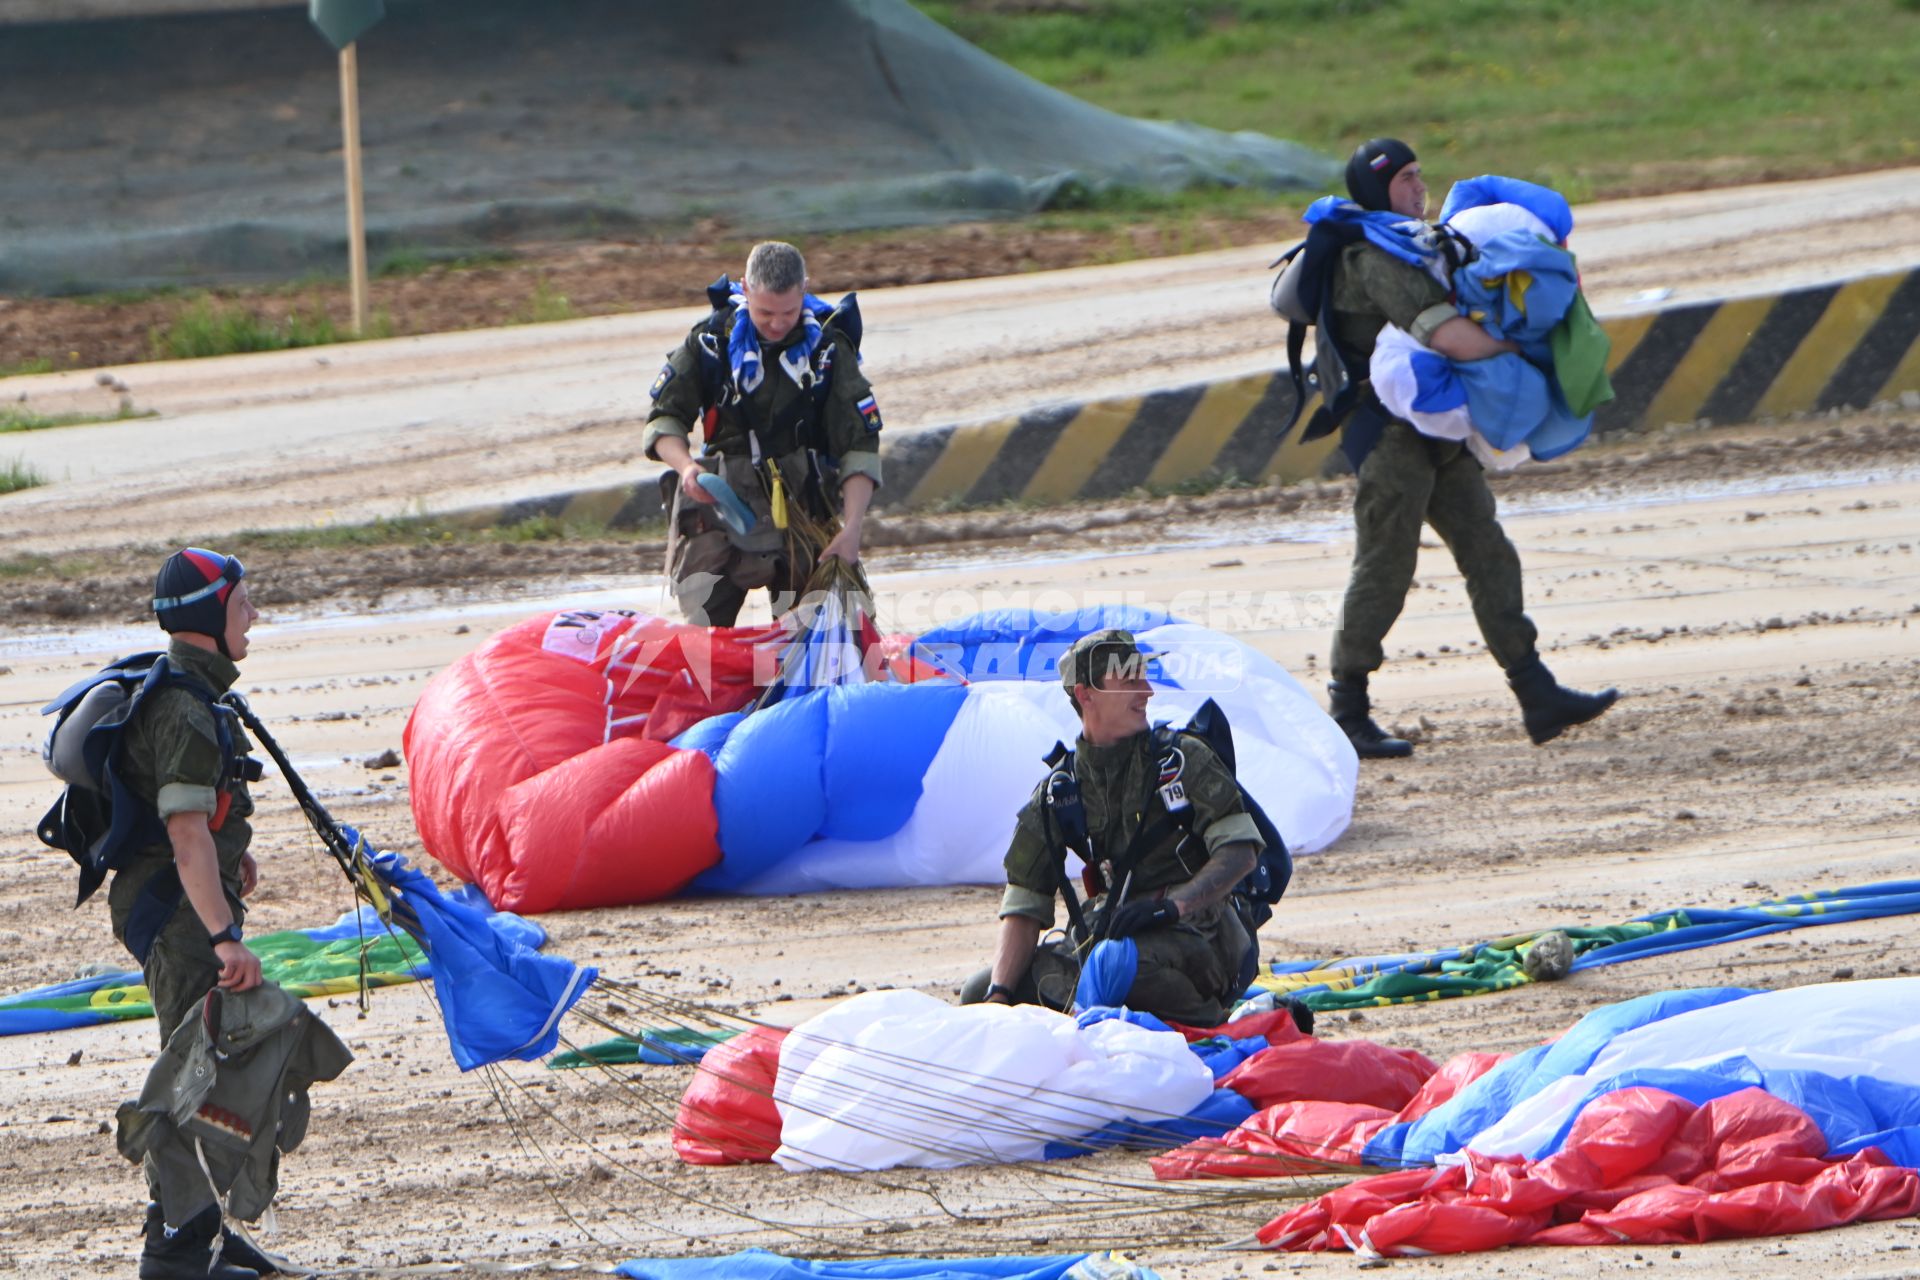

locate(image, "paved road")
[[8, 168, 1919, 552]]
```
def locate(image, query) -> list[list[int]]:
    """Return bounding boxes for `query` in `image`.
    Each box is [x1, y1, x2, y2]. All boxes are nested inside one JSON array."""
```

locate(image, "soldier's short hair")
[[744, 241, 807, 295]]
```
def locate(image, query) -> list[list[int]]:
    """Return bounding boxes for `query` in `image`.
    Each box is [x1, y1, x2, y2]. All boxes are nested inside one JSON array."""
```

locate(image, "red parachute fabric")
[[1154, 1050, 1509, 1181], [1169, 1007, 1310, 1047], [404, 610, 773, 912], [673, 1025, 790, 1165], [1259, 1086, 1920, 1255], [493, 737, 718, 913], [1154, 1100, 1397, 1180], [1218, 1037, 1438, 1111]]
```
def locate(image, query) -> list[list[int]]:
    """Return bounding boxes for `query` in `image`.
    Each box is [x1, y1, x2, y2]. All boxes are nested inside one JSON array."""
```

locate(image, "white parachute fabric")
[[772, 989, 1215, 1171], [731, 682, 1070, 895], [1370, 200, 1567, 473], [732, 624, 1356, 896], [1134, 622, 1357, 856]]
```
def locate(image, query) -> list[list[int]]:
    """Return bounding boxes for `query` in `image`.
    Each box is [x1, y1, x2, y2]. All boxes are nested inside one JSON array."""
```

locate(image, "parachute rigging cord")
[[243, 644, 1359, 1261]]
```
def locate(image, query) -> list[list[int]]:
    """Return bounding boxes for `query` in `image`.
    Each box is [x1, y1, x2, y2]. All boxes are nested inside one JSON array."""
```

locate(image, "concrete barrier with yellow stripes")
[[446, 265, 1920, 531]]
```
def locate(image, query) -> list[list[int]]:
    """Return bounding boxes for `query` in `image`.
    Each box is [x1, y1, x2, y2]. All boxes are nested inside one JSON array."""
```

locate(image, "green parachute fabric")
[[0, 912, 428, 1034]]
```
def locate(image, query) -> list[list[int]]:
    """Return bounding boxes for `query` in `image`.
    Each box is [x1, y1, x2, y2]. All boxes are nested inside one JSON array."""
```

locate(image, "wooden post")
[[339, 41, 369, 336]]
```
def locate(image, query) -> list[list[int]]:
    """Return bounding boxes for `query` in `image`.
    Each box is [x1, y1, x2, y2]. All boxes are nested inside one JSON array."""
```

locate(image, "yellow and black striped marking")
[[1598, 267, 1920, 434], [446, 266, 1920, 528], [882, 373, 1339, 511]]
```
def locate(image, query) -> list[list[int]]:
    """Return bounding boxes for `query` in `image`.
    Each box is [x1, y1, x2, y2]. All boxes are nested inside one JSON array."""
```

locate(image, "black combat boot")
[[221, 1224, 310, 1277], [1327, 678, 1413, 758], [1507, 657, 1618, 745], [140, 1204, 259, 1280]]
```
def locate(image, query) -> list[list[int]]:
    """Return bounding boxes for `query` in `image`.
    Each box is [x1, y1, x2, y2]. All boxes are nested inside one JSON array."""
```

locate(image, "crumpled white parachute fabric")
[[772, 989, 1216, 1171]]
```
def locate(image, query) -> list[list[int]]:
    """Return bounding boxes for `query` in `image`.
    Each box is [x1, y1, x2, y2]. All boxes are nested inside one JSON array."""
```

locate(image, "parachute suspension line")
[[568, 979, 1361, 1185], [492, 1040, 1317, 1260], [583, 978, 1239, 1157], [479, 1052, 872, 1249], [481, 981, 1368, 1257], [227, 701, 1361, 1231], [224, 692, 418, 922]]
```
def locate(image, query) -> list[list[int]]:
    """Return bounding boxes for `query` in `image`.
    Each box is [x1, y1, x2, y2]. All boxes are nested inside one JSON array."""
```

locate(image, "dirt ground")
[[1, 405, 1918, 1277], [0, 214, 1282, 375]]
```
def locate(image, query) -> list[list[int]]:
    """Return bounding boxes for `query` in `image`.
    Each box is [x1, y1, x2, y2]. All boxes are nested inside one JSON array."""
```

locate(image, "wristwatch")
[[208, 923, 244, 948], [984, 982, 1016, 1004]]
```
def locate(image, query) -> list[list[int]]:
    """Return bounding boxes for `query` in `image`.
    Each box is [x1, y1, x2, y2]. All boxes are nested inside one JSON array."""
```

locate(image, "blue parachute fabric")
[[1439, 174, 1575, 243], [1265, 947, 1467, 980], [1186, 1034, 1274, 1081], [0, 969, 141, 1034], [1074, 939, 1139, 1011], [1520, 384, 1593, 461], [616, 1250, 1096, 1280], [1264, 881, 1920, 1006], [363, 843, 596, 1071], [310, 897, 548, 954], [1301, 197, 1439, 269], [1795, 1070, 1920, 1168], [1044, 1085, 1257, 1161], [0, 887, 562, 1037], [1455, 230, 1582, 350], [698, 691, 833, 891], [914, 605, 1173, 685], [1408, 349, 1467, 413], [1576, 881, 1920, 971], [669, 710, 746, 761], [819, 682, 967, 840], [1453, 353, 1552, 450], [1362, 986, 1759, 1167], [1073, 1004, 1170, 1033]]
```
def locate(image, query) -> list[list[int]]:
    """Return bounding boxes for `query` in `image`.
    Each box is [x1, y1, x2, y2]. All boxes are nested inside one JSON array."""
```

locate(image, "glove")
[[1105, 897, 1179, 939]]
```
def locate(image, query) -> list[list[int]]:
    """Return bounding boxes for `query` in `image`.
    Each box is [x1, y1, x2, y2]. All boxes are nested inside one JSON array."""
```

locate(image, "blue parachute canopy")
[[360, 838, 596, 1071]]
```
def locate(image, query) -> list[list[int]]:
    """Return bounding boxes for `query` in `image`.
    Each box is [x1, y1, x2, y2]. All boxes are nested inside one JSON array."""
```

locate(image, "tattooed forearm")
[[1171, 842, 1258, 914]]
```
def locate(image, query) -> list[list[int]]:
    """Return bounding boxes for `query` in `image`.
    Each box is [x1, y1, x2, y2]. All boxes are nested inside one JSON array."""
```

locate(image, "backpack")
[[688, 275, 865, 464], [1269, 217, 1475, 467], [36, 652, 257, 910], [1269, 224, 1369, 448], [1039, 697, 1293, 939]]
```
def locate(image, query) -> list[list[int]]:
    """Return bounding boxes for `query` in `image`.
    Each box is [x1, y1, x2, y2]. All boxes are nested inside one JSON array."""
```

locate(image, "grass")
[[150, 297, 394, 360], [142, 273, 561, 362], [0, 401, 155, 433], [374, 247, 520, 279], [0, 455, 47, 494], [514, 279, 575, 325], [914, 0, 1920, 200], [0, 357, 55, 379]]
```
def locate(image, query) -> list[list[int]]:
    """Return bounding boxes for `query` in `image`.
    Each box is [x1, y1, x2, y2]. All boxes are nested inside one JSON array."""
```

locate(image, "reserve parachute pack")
[[36, 651, 260, 909], [1040, 697, 1294, 938]]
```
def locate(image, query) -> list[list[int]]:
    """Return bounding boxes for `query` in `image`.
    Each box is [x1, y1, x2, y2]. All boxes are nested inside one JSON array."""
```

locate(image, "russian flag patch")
[[856, 394, 882, 432]]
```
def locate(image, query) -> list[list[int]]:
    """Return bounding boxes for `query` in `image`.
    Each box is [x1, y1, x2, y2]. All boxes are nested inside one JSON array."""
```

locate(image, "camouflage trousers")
[[963, 900, 1252, 1029], [663, 459, 817, 627], [1330, 419, 1539, 681]]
